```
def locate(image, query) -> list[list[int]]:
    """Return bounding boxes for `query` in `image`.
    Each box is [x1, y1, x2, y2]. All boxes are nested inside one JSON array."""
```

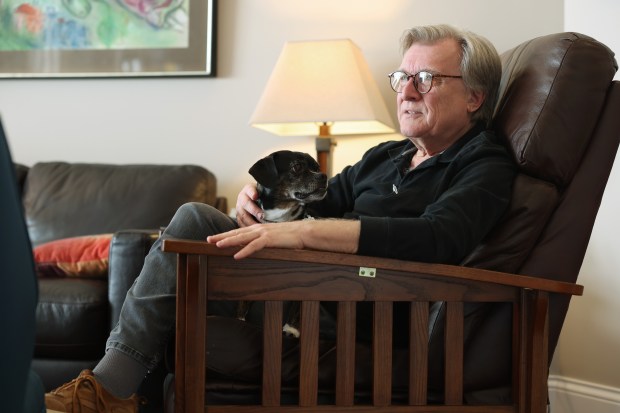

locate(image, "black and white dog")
[[249, 150, 328, 223], [236, 150, 328, 337]]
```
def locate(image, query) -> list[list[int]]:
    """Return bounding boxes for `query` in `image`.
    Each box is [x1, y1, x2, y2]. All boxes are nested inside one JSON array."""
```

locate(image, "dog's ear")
[[249, 154, 280, 188]]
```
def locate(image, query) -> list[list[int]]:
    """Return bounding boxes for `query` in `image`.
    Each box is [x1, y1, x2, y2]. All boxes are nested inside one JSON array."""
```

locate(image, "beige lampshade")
[[250, 39, 395, 136]]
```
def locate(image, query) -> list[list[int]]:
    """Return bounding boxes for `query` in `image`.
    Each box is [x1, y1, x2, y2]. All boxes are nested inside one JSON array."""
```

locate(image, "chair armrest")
[[214, 196, 228, 214], [161, 239, 583, 297], [108, 230, 159, 330]]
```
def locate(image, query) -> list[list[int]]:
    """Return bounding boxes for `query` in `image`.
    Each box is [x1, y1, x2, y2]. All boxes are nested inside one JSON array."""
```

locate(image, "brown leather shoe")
[[45, 370, 144, 413]]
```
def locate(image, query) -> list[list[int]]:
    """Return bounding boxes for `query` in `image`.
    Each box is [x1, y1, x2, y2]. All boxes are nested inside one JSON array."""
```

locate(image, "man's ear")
[[249, 154, 280, 188], [467, 90, 485, 113]]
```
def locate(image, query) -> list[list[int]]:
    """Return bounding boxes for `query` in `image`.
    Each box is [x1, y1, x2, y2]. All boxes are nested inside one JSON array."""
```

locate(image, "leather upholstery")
[[439, 32, 619, 400], [16, 161, 226, 398], [35, 278, 108, 359], [496, 33, 616, 186], [466, 32, 618, 273], [23, 162, 218, 247], [465, 32, 619, 361]]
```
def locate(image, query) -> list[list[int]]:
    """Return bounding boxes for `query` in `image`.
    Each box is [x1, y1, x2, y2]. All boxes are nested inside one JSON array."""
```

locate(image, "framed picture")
[[0, 0, 217, 78]]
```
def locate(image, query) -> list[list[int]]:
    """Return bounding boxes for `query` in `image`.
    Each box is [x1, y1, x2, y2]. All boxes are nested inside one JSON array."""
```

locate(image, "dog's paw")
[[282, 323, 300, 338]]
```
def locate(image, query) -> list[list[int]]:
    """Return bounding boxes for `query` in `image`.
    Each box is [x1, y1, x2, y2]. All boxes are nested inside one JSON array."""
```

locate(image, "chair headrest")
[[494, 32, 617, 188]]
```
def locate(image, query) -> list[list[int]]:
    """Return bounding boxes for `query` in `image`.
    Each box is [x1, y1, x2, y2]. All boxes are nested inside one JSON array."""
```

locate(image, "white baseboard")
[[548, 375, 620, 413]]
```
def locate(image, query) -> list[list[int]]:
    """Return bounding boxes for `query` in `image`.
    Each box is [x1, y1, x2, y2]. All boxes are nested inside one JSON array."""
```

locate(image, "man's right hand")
[[235, 183, 264, 227]]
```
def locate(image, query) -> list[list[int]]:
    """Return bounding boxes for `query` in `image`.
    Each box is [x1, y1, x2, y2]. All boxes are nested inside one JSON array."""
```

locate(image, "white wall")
[[548, 1, 620, 410]]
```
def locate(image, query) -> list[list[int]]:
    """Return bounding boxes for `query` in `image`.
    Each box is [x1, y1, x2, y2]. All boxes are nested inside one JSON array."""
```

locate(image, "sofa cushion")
[[35, 278, 108, 359], [34, 234, 112, 278], [461, 174, 559, 273], [23, 162, 217, 246]]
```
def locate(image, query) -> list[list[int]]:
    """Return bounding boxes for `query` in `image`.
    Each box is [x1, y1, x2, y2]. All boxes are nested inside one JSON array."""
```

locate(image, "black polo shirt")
[[308, 123, 516, 264]]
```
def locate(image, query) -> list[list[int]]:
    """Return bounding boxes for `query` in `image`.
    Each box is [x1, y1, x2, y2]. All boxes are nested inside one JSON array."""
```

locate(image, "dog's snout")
[[311, 169, 327, 180]]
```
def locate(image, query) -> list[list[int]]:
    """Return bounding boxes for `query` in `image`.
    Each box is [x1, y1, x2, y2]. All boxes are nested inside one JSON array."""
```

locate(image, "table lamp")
[[250, 39, 395, 175]]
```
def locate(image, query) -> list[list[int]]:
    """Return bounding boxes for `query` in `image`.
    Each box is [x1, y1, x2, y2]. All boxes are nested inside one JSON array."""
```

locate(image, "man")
[[46, 24, 516, 412]]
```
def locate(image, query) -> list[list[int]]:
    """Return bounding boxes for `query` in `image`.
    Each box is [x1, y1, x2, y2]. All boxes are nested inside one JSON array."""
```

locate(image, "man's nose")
[[400, 78, 421, 99]]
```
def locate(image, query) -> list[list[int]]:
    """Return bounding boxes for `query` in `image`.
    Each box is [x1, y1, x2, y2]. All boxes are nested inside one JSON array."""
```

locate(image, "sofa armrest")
[[108, 230, 159, 330], [214, 196, 228, 214]]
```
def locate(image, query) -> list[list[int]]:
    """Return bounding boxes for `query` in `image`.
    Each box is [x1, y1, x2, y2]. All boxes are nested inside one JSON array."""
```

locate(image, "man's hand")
[[208, 221, 305, 259], [236, 183, 264, 227], [208, 219, 360, 260]]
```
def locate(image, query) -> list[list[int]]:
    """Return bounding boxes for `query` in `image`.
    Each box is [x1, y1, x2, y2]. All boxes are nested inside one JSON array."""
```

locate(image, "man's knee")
[[169, 202, 236, 239], [176, 201, 219, 219]]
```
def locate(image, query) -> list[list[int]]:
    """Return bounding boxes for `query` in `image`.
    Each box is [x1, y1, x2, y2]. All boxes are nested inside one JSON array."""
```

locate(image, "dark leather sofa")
[[14, 161, 227, 409]]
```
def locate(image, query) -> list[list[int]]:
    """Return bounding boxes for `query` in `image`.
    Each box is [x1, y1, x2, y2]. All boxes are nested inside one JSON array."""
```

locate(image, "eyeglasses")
[[388, 70, 463, 94]]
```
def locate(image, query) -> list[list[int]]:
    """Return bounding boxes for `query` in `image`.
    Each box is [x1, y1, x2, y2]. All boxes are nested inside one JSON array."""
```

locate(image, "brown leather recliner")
[[162, 32, 619, 412], [16, 162, 227, 409]]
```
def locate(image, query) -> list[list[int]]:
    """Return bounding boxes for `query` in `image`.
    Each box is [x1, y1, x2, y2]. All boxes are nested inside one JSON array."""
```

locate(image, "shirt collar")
[[389, 122, 486, 166]]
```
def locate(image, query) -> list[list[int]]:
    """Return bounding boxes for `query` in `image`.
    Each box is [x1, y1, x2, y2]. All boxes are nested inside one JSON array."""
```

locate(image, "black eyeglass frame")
[[388, 70, 463, 94]]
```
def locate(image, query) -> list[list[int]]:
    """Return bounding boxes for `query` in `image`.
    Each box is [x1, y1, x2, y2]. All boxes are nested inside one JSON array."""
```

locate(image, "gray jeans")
[[106, 202, 238, 371]]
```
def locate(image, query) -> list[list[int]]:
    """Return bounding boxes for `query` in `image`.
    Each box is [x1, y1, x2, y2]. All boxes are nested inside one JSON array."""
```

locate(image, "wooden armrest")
[[161, 238, 583, 297]]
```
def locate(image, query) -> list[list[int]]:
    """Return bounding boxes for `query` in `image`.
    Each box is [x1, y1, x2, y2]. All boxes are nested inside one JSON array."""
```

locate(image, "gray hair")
[[400, 24, 501, 126]]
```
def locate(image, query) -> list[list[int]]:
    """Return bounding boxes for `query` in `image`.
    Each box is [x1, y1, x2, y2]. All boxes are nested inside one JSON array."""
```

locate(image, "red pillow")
[[33, 234, 113, 278]]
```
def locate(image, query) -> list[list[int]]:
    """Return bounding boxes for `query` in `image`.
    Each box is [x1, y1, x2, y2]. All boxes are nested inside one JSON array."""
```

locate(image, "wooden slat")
[[299, 301, 320, 406], [444, 302, 464, 405], [182, 255, 208, 413], [263, 301, 283, 406], [515, 295, 527, 413], [409, 302, 429, 405], [529, 292, 549, 413], [373, 302, 393, 406], [174, 253, 187, 413], [336, 302, 356, 406]]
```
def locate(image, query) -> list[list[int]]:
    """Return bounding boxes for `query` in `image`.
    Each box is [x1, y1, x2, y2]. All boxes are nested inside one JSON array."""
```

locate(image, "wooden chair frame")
[[162, 239, 583, 413]]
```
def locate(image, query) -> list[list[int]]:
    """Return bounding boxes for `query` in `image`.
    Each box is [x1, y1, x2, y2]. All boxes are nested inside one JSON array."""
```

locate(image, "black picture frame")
[[0, 0, 217, 78]]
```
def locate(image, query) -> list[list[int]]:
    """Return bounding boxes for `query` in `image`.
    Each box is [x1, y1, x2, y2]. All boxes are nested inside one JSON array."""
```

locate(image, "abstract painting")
[[0, 0, 216, 77]]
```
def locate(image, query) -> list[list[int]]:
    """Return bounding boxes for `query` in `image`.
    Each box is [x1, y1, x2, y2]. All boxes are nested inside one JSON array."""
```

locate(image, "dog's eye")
[[291, 163, 302, 174]]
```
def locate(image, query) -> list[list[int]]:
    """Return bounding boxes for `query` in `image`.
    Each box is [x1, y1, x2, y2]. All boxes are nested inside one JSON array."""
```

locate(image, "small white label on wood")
[[359, 267, 376, 278]]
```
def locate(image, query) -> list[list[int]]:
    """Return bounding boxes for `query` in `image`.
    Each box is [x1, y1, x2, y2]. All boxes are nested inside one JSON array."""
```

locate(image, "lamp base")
[[316, 136, 336, 176]]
